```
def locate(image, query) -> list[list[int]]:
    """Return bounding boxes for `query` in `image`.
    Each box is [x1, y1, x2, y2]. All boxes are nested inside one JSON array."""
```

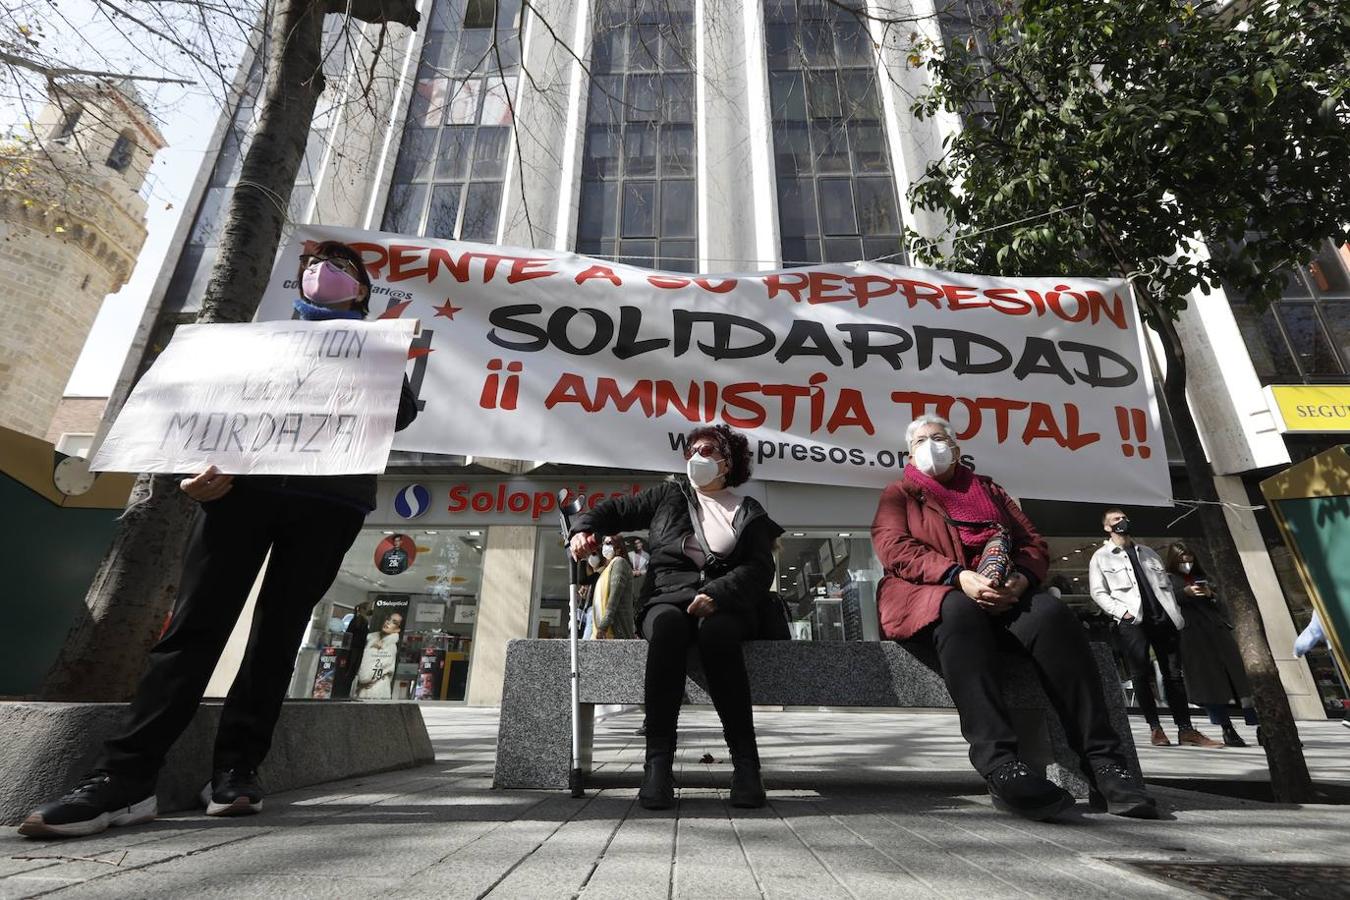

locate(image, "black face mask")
[[1111, 518, 1131, 535]]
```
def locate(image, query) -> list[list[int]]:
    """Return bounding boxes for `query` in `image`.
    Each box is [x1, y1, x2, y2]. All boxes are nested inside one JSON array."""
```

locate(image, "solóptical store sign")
[[371, 478, 667, 525]]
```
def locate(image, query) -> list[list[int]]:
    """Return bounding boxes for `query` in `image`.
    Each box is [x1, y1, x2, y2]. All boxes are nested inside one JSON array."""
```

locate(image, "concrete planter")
[[0, 700, 434, 825]]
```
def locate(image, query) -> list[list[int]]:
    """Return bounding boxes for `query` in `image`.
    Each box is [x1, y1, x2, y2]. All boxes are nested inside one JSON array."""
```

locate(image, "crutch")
[[557, 487, 587, 799]]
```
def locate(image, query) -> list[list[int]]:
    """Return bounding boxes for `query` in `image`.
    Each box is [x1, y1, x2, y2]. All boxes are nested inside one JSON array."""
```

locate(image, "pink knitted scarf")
[[905, 464, 1007, 558]]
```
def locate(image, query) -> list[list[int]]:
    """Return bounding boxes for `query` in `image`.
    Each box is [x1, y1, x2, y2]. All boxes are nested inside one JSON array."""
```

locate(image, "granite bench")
[[492, 639, 1139, 799]]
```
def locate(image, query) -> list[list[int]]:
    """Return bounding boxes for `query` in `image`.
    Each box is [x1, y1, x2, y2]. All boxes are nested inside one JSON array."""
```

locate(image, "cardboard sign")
[[92, 319, 416, 475]]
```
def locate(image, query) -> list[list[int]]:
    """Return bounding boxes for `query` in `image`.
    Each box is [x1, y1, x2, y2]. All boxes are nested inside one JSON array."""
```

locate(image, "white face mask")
[[587, 554, 601, 568], [686, 454, 722, 487], [1179, 561, 1193, 574], [601, 545, 615, 560], [911, 438, 955, 476]]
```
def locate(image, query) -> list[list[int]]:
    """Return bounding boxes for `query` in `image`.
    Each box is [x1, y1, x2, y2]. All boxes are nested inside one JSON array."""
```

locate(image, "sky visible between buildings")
[[1, 0, 240, 397]]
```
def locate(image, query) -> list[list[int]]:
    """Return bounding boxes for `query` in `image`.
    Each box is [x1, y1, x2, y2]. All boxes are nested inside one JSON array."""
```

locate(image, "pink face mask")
[[302, 260, 362, 305]]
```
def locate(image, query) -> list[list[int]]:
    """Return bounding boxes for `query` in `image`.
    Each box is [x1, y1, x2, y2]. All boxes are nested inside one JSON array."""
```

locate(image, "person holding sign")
[[871, 416, 1157, 821], [569, 425, 783, 811], [19, 241, 419, 838]]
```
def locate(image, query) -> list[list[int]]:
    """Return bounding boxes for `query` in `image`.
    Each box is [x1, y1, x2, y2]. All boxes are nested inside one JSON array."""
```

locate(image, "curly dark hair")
[[685, 424, 753, 488], [298, 240, 372, 315]]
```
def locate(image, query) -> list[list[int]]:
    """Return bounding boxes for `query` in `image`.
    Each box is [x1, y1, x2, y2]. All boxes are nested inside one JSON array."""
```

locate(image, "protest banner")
[[256, 226, 1171, 504], [91, 318, 417, 475]]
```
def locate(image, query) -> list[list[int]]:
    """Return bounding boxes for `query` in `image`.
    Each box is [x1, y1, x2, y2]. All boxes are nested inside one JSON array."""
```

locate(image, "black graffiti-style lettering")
[[547, 307, 614, 355], [480, 304, 1138, 387], [1013, 337, 1076, 384], [775, 319, 844, 366], [672, 311, 776, 359], [487, 303, 550, 351], [1057, 341, 1138, 388], [913, 326, 1014, 375], [836, 324, 914, 370], [613, 305, 671, 359]]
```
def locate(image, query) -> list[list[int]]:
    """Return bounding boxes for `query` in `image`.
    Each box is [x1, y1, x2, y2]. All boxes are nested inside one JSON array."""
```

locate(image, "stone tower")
[[0, 80, 165, 438]]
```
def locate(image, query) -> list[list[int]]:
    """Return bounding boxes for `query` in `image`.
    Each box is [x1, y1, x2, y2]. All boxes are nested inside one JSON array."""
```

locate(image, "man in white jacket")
[[1089, 508, 1222, 749]]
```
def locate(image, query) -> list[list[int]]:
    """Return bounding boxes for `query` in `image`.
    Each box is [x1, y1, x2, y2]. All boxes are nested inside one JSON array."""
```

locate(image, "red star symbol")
[[433, 299, 463, 319]]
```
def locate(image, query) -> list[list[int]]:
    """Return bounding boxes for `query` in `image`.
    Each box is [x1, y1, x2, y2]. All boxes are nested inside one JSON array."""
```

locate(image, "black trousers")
[[640, 602, 757, 755], [909, 590, 1126, 777], [99, 487, 365, 781], [1114, 619, 1193, 730]]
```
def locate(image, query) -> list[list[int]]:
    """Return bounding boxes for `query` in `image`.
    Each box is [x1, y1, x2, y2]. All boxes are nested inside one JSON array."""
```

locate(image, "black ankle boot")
[[639, 739, 676, 810], [729, 756, 766, 809], [725, 732, 766, 809]]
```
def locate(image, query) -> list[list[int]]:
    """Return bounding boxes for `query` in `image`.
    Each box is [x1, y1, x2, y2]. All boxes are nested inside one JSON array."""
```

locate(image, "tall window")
[[766, 0, 903, 266], [575, 0, 696, 272], [52, 105, 82, 143], [105, 131, 136, 172], [382, 0, 522, 241], [1229, 240, 1350, 383]]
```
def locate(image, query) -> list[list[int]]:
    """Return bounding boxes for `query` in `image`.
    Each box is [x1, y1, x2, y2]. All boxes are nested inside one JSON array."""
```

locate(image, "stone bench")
[[0, 700, 435, 825], [492, 639, 1139, 798]]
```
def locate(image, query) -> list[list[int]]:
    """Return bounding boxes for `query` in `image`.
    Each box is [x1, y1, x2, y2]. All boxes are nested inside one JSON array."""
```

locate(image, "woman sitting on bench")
[[871, 415, 1158, 821], [569, 424, 782, 811]]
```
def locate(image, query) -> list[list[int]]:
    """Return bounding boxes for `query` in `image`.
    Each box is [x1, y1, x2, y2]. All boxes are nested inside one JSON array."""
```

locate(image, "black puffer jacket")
[[571, 478, 783, 617], [243, 378, 419, 512]]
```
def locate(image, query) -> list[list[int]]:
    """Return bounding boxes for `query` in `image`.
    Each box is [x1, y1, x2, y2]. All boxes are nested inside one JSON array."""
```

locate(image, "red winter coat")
[[870, 471, 1050, 640]]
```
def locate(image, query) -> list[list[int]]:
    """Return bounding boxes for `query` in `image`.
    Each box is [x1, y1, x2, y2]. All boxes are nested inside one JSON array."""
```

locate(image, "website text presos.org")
[[667, 432, 971, 472]]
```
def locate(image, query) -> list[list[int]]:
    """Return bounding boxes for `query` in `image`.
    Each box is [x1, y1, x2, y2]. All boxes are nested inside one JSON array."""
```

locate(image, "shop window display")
[[531, 527, 650, 638], [290, 528, 484, 702], [775, 531, 882, 641]]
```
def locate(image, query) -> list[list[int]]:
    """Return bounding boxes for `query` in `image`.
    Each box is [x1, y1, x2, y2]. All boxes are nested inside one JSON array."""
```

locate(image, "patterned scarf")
[[905, 463, 1007, 556]]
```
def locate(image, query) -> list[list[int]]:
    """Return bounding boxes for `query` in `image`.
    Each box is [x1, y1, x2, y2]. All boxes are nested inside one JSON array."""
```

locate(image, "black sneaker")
[[985, 761, 1074, 821], [18, 772, 156, 838], [1089, 761, 1159, 819], [201, 768, 264, 817]]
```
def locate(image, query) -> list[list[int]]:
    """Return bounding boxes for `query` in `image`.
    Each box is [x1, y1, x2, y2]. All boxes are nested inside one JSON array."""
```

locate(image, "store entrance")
[[290, 527, 485, 702]]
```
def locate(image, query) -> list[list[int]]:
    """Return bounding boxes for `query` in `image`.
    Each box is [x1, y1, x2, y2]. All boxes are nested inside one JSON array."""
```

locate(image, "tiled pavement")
[[2, 707, 1347, 899]]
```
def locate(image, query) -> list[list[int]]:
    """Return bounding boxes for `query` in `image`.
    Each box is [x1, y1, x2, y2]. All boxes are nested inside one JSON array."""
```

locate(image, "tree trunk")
[[1145, 296, 1314, 803], [42, 0, 420, 701]]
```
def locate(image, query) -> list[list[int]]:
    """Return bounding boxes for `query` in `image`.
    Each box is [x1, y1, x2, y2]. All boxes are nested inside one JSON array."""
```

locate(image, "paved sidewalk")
[[2, 707, 1347, 899]]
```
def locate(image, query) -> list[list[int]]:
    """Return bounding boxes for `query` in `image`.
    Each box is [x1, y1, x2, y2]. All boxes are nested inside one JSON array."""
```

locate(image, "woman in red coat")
[[871, 415, 1157, 821]]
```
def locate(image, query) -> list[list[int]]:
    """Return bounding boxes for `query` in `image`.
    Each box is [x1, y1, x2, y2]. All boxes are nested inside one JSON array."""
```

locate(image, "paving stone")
[[1, 707, 1347, 900]]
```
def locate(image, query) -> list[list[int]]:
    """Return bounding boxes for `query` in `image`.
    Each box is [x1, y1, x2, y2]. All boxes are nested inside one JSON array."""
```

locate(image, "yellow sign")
[[1265, 385, 1350, 433]]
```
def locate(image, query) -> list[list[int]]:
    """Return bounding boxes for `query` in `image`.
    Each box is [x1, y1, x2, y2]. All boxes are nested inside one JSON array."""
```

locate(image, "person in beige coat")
[[1089, 508, 1221, 749]]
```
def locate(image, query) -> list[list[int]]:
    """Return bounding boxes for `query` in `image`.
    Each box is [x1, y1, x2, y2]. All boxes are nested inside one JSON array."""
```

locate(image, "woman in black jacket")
[[1164, 542, 1257, 746], [20, 240, 419, 838], [569, 424, 782, 810]]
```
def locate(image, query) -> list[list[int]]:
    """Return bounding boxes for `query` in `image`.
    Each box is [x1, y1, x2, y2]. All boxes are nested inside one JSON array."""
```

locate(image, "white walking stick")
[[557, 488, 587, 798]]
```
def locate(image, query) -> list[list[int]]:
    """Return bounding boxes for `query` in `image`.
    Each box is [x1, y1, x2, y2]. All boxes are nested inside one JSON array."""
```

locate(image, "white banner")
[[257, 226, 1171, 505], [91, 319, 417, 475]]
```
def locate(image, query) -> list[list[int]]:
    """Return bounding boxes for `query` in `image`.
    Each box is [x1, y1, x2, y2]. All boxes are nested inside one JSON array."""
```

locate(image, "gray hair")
[[905, 414, 955, 447]]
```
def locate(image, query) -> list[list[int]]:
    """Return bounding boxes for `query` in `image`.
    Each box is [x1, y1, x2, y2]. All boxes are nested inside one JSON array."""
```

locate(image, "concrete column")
[[466, 525, 538, 706], [1214, 475, 1323, 720]]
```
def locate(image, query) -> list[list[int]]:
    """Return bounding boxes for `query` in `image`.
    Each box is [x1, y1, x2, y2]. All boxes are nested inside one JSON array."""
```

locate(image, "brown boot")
[[1149, 726, 1171, 746], [1178, 728, 1224, 748]]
